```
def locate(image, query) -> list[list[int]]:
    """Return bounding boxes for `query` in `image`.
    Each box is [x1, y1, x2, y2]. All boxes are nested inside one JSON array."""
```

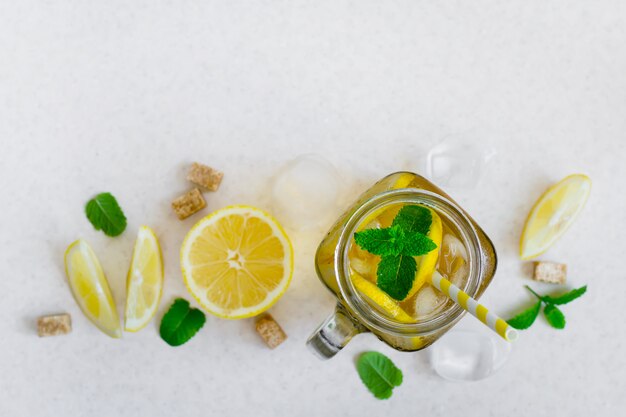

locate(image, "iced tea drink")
[[308, 172, 497, 358]]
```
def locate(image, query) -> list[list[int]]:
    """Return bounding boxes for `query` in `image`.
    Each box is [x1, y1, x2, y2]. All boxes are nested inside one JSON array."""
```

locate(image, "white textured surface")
[[1, 1, 625, 416]]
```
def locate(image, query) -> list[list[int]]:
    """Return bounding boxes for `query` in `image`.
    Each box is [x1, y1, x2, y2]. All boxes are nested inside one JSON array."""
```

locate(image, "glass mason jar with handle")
[[306, 172, 497, 359]]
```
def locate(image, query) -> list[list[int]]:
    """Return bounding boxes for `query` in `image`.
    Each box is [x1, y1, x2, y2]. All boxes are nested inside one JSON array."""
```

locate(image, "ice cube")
[[271, 154, 341, 230], [426, 134, 496, 189], [349, 243, 378, 282], [450, 263, 469, 288], [414, 285, 446, 318], [430, 329, 511, 381], [442, 234, 468, 262], [440, 234, 468, 278], [349, 259, 377, 282]]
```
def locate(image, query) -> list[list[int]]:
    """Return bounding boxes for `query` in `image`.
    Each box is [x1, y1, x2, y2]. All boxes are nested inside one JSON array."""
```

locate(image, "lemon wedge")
[[520, 174, 591, 260], [64, 240, 121, 338], [350, 272, 413, 323], [181, 205, 293, 319], [124, 226, 164, 332]]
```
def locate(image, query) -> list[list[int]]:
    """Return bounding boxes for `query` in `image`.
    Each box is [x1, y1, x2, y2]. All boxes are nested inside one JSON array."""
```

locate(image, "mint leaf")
[[354, 226, 405, 256], [400, 232, 437, 256], [356, 351, 403, 399], [543, 304, 566, 329], [354, 205, 438, 300], [355, 225, 436, 258], [507, 301, 541, 330], [511, 285, 587, 331], [392, 205, 432, 234], [377, 254, 416, 300], [85, 192, 127, 237], [160, 298, 206, 346], [542, 286, 587, 305]]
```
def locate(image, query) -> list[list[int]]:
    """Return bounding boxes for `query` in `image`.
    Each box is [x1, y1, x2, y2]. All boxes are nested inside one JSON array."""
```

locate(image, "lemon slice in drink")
[[391, 172, 417, 189], [405, 208, 443, 300], [354, 173, 417, 231], [64, 240, 121, 338], [520, 174, 591, 260], [351, 272, 413, 323], [181, 205, 294, 319], [124, 226, 164, 332]]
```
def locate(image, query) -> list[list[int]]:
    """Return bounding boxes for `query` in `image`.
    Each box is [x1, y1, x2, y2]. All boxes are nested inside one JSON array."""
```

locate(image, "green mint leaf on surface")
[[392, 205, 432, 234], [160, 298, 206, 346], [542, 285, 587, 305], [356, 351, 403, 400], [543, 304, 566, 329], [507, 301, 542, 330], [376, 254, 416, 300], [511, 285, 586, 330], [399, 232, 437, 256], [354, 226, 405, 256], [85, 192, 127, 237]]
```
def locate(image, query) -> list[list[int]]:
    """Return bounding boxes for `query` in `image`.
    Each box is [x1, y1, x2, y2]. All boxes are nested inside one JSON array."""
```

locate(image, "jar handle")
[[306, 303, 365, 359]]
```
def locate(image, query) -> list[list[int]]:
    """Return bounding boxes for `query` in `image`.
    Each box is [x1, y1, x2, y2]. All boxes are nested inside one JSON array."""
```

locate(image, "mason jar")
[[306, 172, 497, 359]]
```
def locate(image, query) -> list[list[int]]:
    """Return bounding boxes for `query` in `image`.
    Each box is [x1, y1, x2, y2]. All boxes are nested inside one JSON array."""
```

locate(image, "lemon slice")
[[520, 174, 591, 260], [181, 205, 294, 319], [355, 173, 417, 231], [391, 172, 417, 189], [64, 240, 121, 338], [124, 226, 164, 332], [351, 272, 413, 323], [405, 208, 443, 300]]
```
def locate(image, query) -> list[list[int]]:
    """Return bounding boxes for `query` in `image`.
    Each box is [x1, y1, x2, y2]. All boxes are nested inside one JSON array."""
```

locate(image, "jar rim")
[[334, 188, 485, 337]]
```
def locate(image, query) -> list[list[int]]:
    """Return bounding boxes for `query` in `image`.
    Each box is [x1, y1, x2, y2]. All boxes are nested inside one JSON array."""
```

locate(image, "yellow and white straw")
[[429, 271, 518, 342]]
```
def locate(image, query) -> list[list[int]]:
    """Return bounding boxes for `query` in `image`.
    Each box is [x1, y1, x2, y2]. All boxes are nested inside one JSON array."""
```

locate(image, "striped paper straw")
[[430, 271, 518, 342]]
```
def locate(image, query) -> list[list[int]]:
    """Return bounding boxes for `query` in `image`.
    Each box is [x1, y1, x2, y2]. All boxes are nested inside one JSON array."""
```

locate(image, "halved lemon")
[[350, 272, 413, 323], [181, 205, 294, 319], [520, 174, 591, 260], [124, 226, 164, 332], [64, 240, 121, 338]]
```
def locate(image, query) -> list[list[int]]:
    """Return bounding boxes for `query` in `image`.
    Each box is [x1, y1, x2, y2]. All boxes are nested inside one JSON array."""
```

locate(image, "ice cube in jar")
[[410, 233, 469, 320], [412, 285, 447, 318], [439, 234, 469, 286]]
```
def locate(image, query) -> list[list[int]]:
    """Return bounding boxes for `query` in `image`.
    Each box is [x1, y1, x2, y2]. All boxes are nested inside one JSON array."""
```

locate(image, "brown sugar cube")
[[172, 188, 207, 220], [255, 314, 287, 349], [533, 262, 567, 284], [187, 162, 224, 192], [37, 314, 72, 337]]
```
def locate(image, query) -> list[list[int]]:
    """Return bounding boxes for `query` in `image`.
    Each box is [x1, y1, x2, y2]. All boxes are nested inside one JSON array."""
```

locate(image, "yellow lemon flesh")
[[64, 240, 121, 338], [350, 272, 413, 323], [520, 174, 591, 260], [406, 208, 442, 300], [124, 226, 164, 332], [181, 205, 294, 319]]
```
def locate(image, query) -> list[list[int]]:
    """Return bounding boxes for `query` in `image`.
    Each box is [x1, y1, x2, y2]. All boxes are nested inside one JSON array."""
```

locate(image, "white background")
[[1, 1, 625, 416]]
